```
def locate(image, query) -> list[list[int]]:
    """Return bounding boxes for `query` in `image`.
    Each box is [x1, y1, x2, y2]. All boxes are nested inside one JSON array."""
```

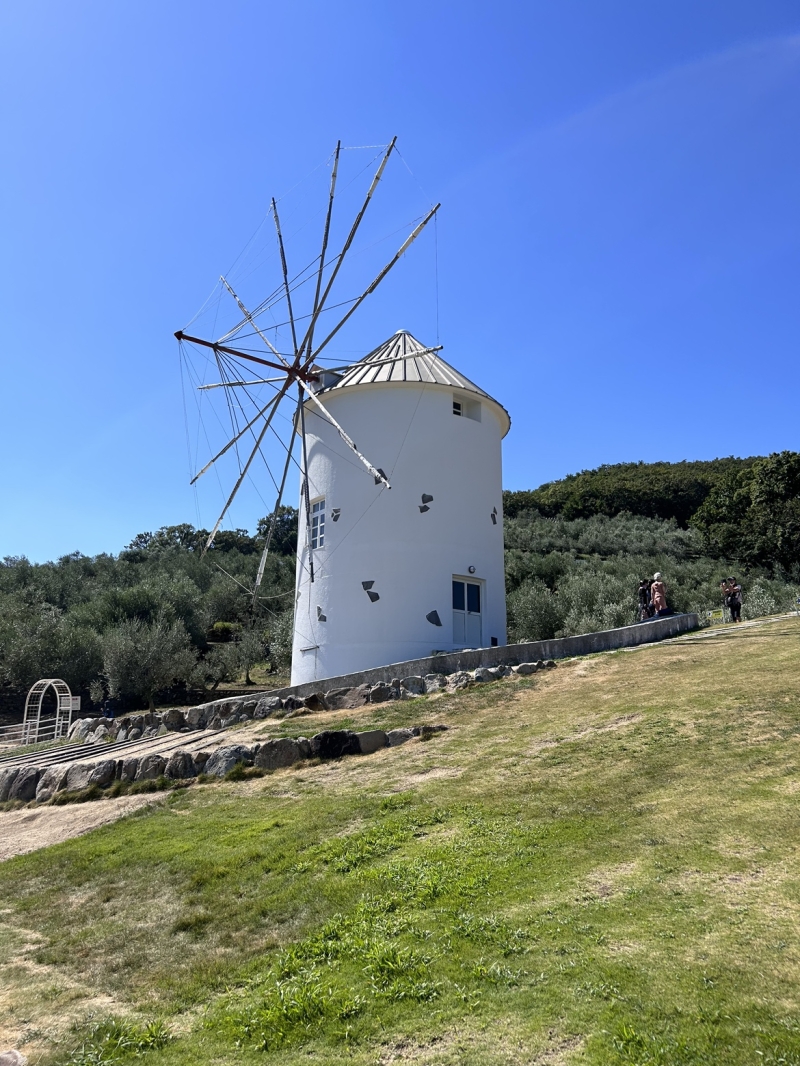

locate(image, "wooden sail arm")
[[308, 203, 441, 365], [220, 276, 290, 366], [175, 331, 317, 381], [294, 137, 397, 364], [252, 413, 298, 605], [189, 379, 291, 484], [272, 199, 299, 357], [300, 140, 341, 365], [202, 393, 284, 555], [298, 381, 391, 490]]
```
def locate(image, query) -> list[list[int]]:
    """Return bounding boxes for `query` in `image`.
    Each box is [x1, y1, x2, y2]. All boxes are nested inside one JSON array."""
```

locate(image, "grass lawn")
[[1, 617, 799, 1065]]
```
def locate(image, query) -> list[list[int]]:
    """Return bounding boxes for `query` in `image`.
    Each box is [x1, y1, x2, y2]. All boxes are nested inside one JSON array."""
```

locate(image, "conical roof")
[[322, 331, 507, 422]]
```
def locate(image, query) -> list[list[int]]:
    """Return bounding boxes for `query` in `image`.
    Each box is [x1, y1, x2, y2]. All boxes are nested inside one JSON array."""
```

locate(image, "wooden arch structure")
[[22, 678, 77, 744]]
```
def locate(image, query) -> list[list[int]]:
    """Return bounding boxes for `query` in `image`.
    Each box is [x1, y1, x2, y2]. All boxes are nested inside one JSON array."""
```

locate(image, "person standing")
[[637, 579, 652, 621], [651, 572, 667, 614], [728, 577, 743, 623]]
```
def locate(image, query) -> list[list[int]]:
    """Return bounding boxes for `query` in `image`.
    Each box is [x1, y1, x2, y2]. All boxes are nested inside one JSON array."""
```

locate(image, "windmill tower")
[[292, 330, 510, 684], [175, 139, 510, 687]]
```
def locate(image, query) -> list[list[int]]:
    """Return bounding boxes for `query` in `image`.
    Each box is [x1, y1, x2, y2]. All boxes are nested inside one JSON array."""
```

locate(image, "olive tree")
[[102, 615, 197, 711]]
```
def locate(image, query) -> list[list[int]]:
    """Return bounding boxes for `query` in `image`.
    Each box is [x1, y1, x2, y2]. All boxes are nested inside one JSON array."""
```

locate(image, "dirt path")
[[0, 794, 163, 862]]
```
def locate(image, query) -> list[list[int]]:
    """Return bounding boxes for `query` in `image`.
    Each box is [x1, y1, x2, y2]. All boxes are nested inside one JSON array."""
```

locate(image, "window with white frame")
[[310, 497, 325, 549], [452, 394, 481, 422]]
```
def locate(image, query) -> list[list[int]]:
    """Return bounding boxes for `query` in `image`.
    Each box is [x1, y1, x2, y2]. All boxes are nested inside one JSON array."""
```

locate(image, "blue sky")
[[1, 1, 799, 561]]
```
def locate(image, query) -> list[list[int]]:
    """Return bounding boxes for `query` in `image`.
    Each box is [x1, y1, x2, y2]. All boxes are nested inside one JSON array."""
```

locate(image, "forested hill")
[[1, 454, 797, 716], [504, 457, 757, 525]]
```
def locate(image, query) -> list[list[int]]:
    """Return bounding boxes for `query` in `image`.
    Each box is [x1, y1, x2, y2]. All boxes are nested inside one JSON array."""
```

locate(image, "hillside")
[[1, 453, 797, 716], [503, 457, 758, 524], [1, 615, 799, 1064]]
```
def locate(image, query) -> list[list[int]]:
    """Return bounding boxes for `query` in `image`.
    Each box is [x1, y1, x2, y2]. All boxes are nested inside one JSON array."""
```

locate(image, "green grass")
[[1, 619, 800, 1064]]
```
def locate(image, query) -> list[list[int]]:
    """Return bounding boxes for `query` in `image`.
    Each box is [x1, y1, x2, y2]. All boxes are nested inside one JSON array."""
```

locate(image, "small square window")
[[452, 394, 481, 422], [310, 498, 325, 549]]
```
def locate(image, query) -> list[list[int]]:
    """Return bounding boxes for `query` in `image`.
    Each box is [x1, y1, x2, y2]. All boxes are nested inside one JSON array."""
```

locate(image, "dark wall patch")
[[374, 468, 387, 485], [426, 610, 442, 626], [367, 590, 380, 603], [316, 606, 327, 622], [331, 508, 341, 522]]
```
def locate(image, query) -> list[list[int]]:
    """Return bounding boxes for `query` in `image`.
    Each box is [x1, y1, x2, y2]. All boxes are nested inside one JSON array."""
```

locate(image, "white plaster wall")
[[291, 381, 508, 685]]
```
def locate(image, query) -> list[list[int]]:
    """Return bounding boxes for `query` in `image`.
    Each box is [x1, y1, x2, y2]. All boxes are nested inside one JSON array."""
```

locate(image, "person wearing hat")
[[651, 572, 667, 614]]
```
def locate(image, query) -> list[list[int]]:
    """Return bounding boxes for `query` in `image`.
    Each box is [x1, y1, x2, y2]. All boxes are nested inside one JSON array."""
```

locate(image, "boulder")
[[69, 718, 94, 743], [221, 699, 243, 717], [255, 738, 304, 771], [241, 699, 258, 714], [545, 659, 557, 669], [473, 666, 502, 683], [9, 766, 40, 802], [401, 676, 425, 696], [0, 767, 21, 802], [513, 662, 538, 676], [65, 763, 95, 792], [302, 692, 326, 711], [386, 728, 415, 747], [120, 757, 139, 783], [446, 671, 471, 692], [208, 716, 223, 730], [418, 724, 449, 740], [254, 696, 283, 718], [36, 765, 69, 802], [135, 754, 167, 781], [0, 1050, 28, 1065], [162, 707, 187, 731], [91, 725, 111, 743], [536, 660, 546, 670], [322, 686, 349, 712], [309, 730, 360, 760], [88, 760, 118, 788], [156, 724, 169, 737], [220, 715, 239, 728], [339, 682, 375, 707], [369, 683, 393, 703], [116, 729, 129, 743], [356, 729, 388, 755], [204, 744, 253, 777], [186, 705, 209, 729], [282, 696, 305, 712], [296, 737, 312, 759], [193, 751, 211, 773], [424, 673, 447, 694], [165, 749, 196, 779], [127, 728, 142, 741]]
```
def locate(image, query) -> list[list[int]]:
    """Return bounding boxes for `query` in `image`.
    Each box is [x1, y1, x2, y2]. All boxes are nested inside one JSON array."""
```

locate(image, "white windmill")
[[176, 140, 510, 686]]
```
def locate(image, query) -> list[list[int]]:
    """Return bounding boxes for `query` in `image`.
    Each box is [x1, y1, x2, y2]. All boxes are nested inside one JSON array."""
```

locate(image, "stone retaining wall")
[[56, 614, 697, 746], [0, 724, 447, 805], [266, 613, 699, 701]]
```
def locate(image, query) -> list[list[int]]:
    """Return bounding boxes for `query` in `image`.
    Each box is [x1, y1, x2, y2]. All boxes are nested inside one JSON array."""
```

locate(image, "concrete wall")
[[281, 613, 698, 701], [292, 379, 509, 684]]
